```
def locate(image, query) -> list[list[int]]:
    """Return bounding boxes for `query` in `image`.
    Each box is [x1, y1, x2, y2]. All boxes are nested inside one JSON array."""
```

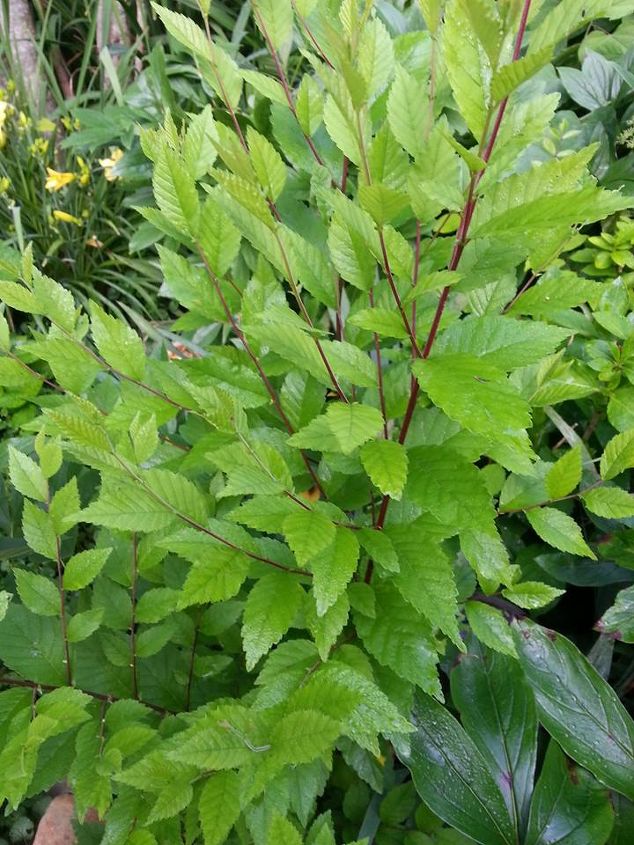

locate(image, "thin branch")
[[369, 289, 388, 439], [111, 454, 312, 577], [130, 533, 139, 700], [0, 675, 172, 715], [196, 246, 327, 498], [253, 4, 325, 167], [374, 0, 535, 536], [54, 535, 72, 687], [184, 608, 203, 712]]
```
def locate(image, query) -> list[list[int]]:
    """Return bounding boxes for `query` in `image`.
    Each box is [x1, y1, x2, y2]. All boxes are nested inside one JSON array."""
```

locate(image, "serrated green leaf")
[[183, 104, 218, 180], [386, 523, 462, 649], [526, 507, 596, 559], [22, 500, 57, 559], [502, 581, 565, 610], [465, 601, 517, 658], [360, 440, 408, 500], [253, 0, 293, 50], [289, 403, 383, 455], [583, 486, 634, 519], [178, 547, 250, 607], [49, 477, 80, 536], [310, 527, 359, 617], [266, 813, 302, 845], [597, 585, 634, 643], [414, 355, 531, 440], [8, 446, 47, 502], [199, 772, 242, 845], [153, 143, 200, 233], [356, 584, 440, 697], [358, 527, 399, 573], [387, 65, 426, 158], [242, 573, 305, 670], [63, 548, 112, 591], [435, 316, 570, 370], [14, 570, 58, 617], [600, 430, 634, 480], [491, 48, 553, 102], [296, 75, 323, 136], [90, 302, 145, 381], [545, 446, 582, 499], [443, 0, 490, 139], [67, 608, 104, 643], [283, 509, 336, 568]]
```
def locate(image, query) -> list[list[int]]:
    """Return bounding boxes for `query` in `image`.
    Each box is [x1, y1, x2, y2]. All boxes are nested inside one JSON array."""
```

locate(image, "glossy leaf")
[[399, 692, 514, 845], [513, 619, 634, 800], [525, 741, 614, 845], [451, 641, 537, 837]]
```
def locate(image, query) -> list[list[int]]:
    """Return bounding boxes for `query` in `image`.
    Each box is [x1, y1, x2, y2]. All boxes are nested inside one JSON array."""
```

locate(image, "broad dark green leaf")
[[398, 693, 514, 845], [525, 741, 614, 845], [451, 640, 537, 837], [513, 619, 634, 800]]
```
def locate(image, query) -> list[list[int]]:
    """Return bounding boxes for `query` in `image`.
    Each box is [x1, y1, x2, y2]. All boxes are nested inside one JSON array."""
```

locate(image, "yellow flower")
[[45, 168, 76, 192], [0, 177, 10, 194], [18, 111, 32, 130], [6, 81, 15, 95], [36, 117, 55, 133], [99, 147, 124, 181], [0, 101, 14, 126], [29, 138, 49, 157], [76, 155, 91, 187], [52, 210, 82, 225], [0, 129, 6, 150]]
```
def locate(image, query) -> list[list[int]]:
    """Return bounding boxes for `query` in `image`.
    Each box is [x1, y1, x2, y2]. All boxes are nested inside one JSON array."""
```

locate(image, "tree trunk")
[[97, 0, 132, 83], [0, 0, 46, 110]]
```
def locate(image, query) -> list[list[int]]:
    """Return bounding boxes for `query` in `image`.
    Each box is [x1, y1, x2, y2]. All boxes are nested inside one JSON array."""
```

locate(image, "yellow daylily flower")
[[99, 147, 124, 181], [0, 178, 10, 194], [76, 156, 91, 187], [29, 138, 49, 157], [45, 168, 76, 192], [36, 117, 55, 133], [52, 210, 82, 225]]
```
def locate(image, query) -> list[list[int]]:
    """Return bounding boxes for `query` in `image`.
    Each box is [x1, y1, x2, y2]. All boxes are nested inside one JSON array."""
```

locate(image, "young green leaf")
[[360, 440, 408, 500], [545, 447, 582, 499], [63, 548, 112, 591], [526, 507, 596, 559], [242, 573, 305, 670], [600, 430, 634, 480], [501, 582, 565, 610], [199, 772, 242, 845], [288, 403, 383, 455], [8, 446, 47, 502], [13, 570, 59, 617], [582, 486, 634, 519]]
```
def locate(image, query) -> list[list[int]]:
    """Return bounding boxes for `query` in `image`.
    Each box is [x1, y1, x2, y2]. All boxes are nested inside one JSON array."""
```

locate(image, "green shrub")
[[1, 1, 634, 843]]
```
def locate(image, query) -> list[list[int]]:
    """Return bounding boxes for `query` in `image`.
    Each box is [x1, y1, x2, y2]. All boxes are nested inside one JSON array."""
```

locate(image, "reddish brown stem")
[[374, 0, 534, 536], [197, 247, 327, 497], [130, 533, 139, 700], [253, 6, 325, 167], [369, 289, 389, 439]]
